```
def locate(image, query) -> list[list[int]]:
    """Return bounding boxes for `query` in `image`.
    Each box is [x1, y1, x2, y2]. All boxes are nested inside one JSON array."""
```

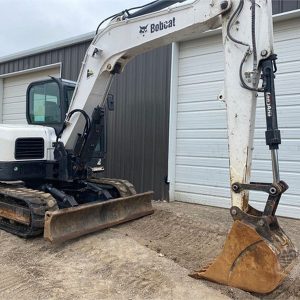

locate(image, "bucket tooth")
[[198, 265, 209, 272], [191, 220, 298, 294]]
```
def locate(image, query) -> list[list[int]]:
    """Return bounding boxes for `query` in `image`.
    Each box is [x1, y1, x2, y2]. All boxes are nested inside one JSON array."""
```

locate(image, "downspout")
[[168, 42, 179, 201], [0, 79, 3, 124]]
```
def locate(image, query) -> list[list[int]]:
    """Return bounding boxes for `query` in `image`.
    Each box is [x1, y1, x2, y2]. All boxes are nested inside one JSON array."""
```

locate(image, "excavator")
[[0, 0, 298, 294]]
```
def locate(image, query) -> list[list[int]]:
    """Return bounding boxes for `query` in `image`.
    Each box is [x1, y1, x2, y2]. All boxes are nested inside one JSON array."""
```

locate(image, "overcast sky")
[[0, 0, 149, 57]]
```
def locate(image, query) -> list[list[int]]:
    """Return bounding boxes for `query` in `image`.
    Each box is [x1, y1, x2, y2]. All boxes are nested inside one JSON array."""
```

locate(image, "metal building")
[[0, 34, 171, 200], [0, 1, 299, 218], [168, 9, 300, 219]]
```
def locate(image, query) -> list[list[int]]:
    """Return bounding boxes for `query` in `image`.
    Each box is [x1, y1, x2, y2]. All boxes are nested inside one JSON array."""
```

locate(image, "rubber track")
[[88, 177, 137, 197], [0, 182, 58, 238], [0, 179, 137, 239]]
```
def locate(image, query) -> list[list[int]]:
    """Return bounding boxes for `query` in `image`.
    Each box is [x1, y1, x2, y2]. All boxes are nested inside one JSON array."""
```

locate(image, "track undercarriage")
[[0, 178, 154, 242]]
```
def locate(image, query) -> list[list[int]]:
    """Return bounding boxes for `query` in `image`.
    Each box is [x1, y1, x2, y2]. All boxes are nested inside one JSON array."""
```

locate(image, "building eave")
[[0, 8, 299, 64], [181, 8, 300, 41], [0, 32, 94, 64]]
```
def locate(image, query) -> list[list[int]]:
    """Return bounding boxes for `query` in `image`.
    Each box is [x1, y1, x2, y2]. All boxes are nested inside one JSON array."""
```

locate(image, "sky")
[[0, 0, 148, 57]]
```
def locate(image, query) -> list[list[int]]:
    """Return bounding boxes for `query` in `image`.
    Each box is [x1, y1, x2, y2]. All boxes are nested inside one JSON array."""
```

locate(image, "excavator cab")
[[26, 78, 110, 168], [0, 76, 154, 243], [0, 0, 297, 294], [26, 78, 75, 134]]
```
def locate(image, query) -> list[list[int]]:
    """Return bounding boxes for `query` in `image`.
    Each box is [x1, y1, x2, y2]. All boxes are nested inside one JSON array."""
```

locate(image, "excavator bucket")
[[44, 191, 154, 243], [191, 206, 298, 294]]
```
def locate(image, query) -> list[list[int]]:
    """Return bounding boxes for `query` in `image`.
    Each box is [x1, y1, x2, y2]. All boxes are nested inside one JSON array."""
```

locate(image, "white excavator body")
[[0, 125, 55, 162], [0, 0, 298, 293]]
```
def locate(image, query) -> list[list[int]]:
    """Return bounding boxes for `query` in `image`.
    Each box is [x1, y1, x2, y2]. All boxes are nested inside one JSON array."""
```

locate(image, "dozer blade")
[[44, 191, 154, 243], [191, 209, 298, 294]]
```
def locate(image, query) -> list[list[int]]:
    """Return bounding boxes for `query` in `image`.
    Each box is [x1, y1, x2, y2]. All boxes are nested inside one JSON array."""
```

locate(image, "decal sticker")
[[266, 92, 272, 117], [139, 25, 149, 35], [87, 69, 94, 78], [139, 17, 176, 36]]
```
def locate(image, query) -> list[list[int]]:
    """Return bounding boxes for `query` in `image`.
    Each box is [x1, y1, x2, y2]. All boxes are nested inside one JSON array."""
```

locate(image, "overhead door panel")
[[175, 17, 300, 218], [2, 67, 60, 124]]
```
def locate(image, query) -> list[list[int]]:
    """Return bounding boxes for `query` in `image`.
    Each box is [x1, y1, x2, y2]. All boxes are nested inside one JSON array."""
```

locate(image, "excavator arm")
[[47, 0, 298, 293], [0, 1, 296, 293], [191, 0, 299, 293], [59, 0, 276, 212], [59, 0, 231, 150]]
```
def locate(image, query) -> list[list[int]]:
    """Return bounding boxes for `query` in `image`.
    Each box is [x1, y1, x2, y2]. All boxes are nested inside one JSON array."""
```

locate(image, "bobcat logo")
[[139, 25, 148, 35]]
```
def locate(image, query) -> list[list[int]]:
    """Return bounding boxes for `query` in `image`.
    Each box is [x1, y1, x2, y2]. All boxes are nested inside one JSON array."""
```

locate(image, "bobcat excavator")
[[0, 0, 298, 294]]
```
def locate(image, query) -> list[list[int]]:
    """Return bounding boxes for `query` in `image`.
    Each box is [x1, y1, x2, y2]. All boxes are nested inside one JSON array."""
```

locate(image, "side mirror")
[[107, 94, 115, 111]]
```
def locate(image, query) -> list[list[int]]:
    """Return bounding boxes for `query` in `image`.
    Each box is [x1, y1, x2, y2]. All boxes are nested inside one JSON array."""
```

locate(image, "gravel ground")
[[0, 201, 299, 300]]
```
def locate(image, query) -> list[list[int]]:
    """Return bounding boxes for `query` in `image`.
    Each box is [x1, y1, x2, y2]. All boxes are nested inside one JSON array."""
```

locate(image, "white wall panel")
[[2, 67, 60, 124], [174, 17, 300, 219], [0, 79, 3, 123]]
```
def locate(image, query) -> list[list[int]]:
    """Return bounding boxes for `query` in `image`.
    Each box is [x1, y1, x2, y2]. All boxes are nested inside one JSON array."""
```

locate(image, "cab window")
[[28, 81, 61, 124], [65, 86, 75, 108]]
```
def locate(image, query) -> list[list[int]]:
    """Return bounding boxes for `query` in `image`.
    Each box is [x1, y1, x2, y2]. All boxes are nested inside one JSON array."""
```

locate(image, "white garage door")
[[2, 66, 60, 124], [173, 15, 300, 218]]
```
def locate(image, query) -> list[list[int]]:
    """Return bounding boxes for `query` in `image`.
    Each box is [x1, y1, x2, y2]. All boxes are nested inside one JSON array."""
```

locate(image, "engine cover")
[[0, 124, 56, 162]]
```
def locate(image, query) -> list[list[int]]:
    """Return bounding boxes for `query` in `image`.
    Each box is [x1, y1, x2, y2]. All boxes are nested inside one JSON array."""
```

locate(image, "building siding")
[[2, 67, 60, 124], [0, 41, 171, 200], [0, 1, 297, 200], [106, 48, 171, 199], [0, 0, 296, 77], [272, 0, 300, 14], [174, 16, 300, 218], [0, 40, 92, 81]]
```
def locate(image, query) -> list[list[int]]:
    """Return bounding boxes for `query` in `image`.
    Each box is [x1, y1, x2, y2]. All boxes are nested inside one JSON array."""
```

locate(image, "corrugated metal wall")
[[106, 48, 171, 199], [0, 1, 296, 200], [0, 42, 171, 200], [0, 40, 91, 81], [272, 0, 300, 14], [0, 0, 295, 77]]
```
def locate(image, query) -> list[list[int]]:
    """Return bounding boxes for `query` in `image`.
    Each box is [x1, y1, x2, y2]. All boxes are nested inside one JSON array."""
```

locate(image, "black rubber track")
[[0, 183, 58, 238], [0, 178, 136, 239]]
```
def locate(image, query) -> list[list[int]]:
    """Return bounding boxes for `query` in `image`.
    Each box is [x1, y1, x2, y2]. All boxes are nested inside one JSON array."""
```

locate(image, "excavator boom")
[[0, 0, 297, 294]]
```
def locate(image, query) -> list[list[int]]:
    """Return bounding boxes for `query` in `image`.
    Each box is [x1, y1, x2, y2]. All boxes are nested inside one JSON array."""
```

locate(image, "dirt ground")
[[117, 202, 300, 300], [0, 201, 299, 300]]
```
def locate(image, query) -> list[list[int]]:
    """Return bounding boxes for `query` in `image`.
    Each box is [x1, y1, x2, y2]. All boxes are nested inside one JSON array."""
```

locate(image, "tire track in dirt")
[[115, 201, 300, 300], [0, 226, 229, 300], [0, 201, 298, 300], [0, 265, 48, 299], [0, 271, 28, 294]]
